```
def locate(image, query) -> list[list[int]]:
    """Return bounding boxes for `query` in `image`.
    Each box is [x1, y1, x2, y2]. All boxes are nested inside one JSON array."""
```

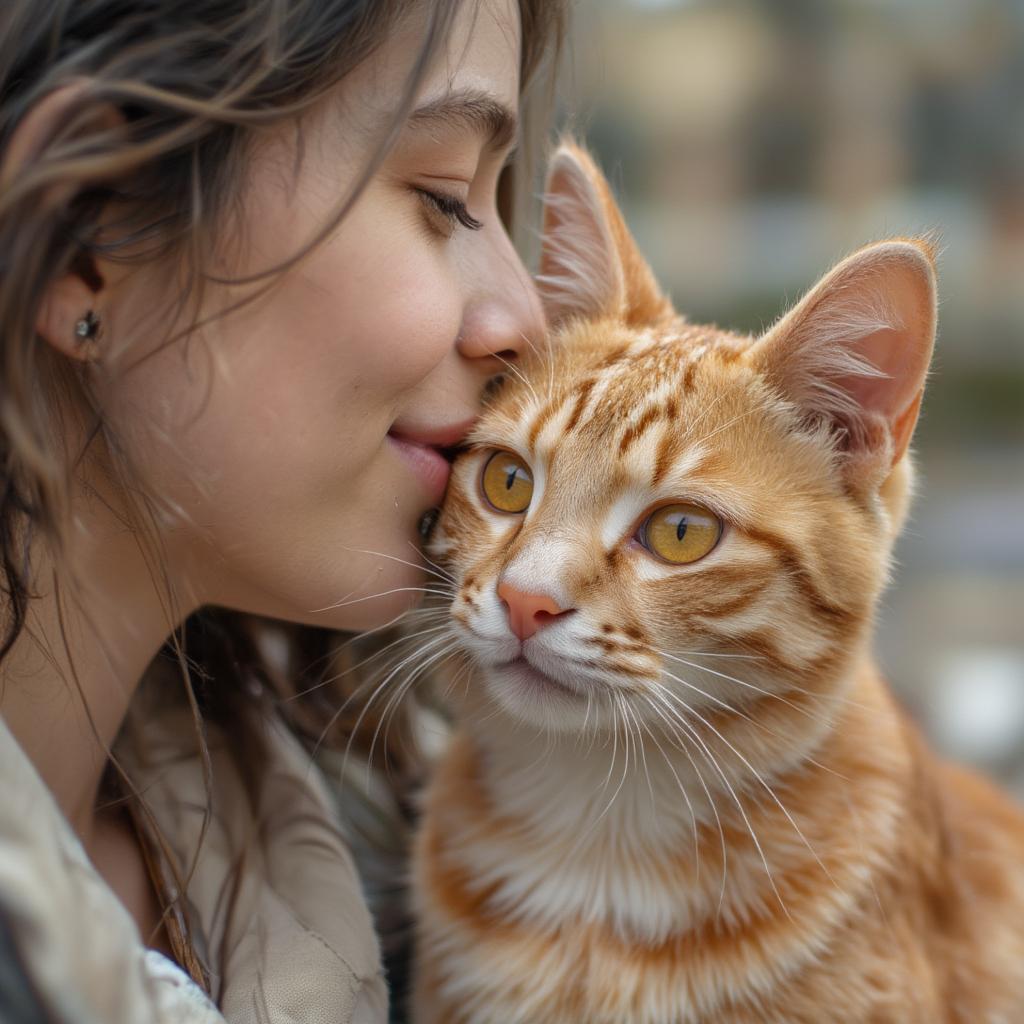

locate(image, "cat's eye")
[[639, 503, 721, 565], [480, 450, 534, 514]]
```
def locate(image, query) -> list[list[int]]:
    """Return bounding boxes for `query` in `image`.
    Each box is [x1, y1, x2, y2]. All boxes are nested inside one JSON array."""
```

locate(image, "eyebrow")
[[406, 89, 519, 151]]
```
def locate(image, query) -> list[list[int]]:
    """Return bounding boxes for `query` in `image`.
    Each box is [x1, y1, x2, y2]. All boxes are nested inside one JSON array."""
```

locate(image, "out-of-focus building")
[[560, 0, 1024, 790]]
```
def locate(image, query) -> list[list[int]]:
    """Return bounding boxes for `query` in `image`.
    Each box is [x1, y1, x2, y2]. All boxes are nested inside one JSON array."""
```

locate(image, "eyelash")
[[415, 188, 484, 233]]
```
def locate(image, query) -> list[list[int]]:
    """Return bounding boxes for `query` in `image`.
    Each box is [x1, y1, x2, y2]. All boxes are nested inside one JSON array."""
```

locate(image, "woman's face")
[[96, 0, 542, 629]]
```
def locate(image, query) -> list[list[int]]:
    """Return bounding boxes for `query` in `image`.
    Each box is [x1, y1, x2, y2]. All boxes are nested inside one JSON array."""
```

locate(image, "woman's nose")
[[456, 226, 546, 365]]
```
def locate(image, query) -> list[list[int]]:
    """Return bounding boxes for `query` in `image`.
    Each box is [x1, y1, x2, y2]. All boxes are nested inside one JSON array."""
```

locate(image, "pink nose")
[[497, 582, 571, 641]]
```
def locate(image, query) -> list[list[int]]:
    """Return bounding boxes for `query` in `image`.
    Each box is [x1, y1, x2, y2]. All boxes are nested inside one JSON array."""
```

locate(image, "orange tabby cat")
[[411, 143, 1024, 1024]]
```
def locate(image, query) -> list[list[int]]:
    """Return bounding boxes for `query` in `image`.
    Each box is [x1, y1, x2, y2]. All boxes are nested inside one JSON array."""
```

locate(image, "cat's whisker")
[[653, 657, 855, 785], [517, 330, 556, 404], [333, 630, 456, 774], [340, 543, 457, 586], [678, 388, 730, 447], [656, 684, 840, 898], [689, 405, 760, 448], [283, 603, 450, 698], [643, 697, 731, 916], [625, 700, 657, 820], [657, 649, 765, 661], [580, 693, 635, 842], [651, 643, 873, 719], [297, 643, 421, 748], [342, 643, 454, 785], [579, 688, 599, 753], [492, 349, 541, 407], [656, 662, 843, 757], [406, 541, 458, 585], [291, 601, 441, 677], [288, 618, 451, 700], [368, 637, 460, 785], [308, 619, 451, 704], [562, 696, 627, 858], [655, 665, 753, 722], [310, 584, 453, 613], [600, 696, 622, 800], [441, 656, 473, 700], [648, 686, 791, 921], [633, 711, 701, 887]]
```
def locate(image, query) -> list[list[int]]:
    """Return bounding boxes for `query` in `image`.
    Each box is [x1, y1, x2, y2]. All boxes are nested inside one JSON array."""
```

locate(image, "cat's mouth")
[[502, 656, 581, 699]]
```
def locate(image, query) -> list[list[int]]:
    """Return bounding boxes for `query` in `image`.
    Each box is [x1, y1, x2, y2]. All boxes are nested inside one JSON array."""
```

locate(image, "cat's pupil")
[[505, 469, 518, 491], [676, 517, 688, 542]]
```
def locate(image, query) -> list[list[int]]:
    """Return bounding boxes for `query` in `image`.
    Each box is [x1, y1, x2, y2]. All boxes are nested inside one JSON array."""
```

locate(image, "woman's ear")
[[2, 82, 116, 362], [537, 140, 673, 329], [36, 276, 104, 363]]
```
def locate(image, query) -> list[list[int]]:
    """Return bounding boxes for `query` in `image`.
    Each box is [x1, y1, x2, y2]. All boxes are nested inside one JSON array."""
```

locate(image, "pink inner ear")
[[837, 327, 918, 421], [836, 265, 934, 424], [838, 317, 932, 466], [754, 241, 937, 464]]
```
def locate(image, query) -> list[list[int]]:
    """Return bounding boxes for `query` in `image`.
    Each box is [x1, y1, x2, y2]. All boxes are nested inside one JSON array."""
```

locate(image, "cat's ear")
[[537, 141, 673, 328], [748, 238, 938, 471]]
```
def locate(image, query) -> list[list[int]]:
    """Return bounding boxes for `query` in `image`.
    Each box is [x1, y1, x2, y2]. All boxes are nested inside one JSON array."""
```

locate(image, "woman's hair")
[[0, 0, 565, 980]]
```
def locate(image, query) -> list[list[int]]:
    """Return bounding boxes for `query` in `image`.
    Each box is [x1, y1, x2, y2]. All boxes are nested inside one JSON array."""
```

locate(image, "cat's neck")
[[464, 660, 866, 846], [450, 656, 911, 942]]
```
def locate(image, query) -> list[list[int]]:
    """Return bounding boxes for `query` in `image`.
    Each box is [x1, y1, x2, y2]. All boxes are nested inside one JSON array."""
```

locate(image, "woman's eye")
[[638, 503, 721, 565], [415, 188, 483, 235], [480, 450, 533, 513]]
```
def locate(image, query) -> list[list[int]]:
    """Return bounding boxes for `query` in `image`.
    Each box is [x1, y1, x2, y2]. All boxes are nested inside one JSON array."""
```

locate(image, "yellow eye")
[[481, 450, 534, 513], [640, 503, 721, 565]]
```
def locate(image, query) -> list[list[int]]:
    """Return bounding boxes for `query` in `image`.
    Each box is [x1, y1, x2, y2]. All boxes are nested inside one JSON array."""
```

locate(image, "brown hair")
[[0, 0, 566, 978]]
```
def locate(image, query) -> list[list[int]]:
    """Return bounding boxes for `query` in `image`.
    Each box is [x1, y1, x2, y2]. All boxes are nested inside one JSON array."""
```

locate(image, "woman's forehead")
[[313, 0, 522, 156]]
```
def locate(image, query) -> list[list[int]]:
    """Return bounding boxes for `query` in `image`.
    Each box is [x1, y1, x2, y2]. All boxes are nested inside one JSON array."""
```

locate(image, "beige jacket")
[[0, 703, 389, 1023]]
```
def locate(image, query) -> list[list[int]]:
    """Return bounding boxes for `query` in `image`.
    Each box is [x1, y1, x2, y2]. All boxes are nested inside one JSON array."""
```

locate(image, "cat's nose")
[[497, 582, 572, 641]]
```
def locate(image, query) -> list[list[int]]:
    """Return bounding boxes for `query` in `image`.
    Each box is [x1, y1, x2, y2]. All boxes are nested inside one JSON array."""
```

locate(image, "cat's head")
[[430, 142, 936, 736]]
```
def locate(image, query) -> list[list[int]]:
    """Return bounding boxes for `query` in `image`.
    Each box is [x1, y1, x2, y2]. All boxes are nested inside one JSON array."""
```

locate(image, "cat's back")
[[908, 727, 1024, 1021]]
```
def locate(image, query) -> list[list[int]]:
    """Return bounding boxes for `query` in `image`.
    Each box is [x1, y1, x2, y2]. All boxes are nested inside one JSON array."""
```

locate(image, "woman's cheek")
[[316, 193, 465, 388], [338, 269, 462, 394]]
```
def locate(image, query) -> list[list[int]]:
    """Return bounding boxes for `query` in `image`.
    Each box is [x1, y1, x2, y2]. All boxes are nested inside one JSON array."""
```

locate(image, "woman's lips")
[[388, 416, 476, 507], [387, 434, 451, 506]]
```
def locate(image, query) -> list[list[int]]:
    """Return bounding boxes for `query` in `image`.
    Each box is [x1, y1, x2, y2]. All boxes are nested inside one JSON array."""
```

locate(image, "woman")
[[0, 0, 565, 1020]]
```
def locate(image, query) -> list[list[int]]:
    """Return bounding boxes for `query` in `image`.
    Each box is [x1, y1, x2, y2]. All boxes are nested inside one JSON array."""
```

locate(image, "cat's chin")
[[501, 656, 582, 699], [481, 656, 591, 729]]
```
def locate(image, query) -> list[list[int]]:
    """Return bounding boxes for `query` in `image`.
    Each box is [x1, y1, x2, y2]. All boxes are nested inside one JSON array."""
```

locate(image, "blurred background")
[[556, 0, 1024, 791]]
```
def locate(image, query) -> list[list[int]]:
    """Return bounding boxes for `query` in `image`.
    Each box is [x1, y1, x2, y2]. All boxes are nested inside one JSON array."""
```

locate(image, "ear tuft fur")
[[749, 239, 937, 467], [537, 140, 674, 329], [536, 145, 623, 324]]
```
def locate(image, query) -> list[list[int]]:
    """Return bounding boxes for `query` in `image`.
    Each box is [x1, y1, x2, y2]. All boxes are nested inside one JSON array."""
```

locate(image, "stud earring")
[[74, 310, 100, 342]]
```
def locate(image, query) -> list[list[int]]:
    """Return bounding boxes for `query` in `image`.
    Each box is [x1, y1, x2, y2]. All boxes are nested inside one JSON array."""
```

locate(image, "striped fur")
[[411, 145, 1024, 1023]]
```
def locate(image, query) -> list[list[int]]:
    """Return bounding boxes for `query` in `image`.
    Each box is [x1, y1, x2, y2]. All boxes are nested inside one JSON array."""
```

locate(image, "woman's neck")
[[0, 488, 197, 847]]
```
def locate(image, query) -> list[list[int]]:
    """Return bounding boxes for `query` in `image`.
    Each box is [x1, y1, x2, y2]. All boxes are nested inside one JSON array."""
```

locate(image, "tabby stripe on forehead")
[[526, 394, 566, 451], [618, 402, 665, 455], [651, 429, 677, 486], [563, 376, 599, 434]]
